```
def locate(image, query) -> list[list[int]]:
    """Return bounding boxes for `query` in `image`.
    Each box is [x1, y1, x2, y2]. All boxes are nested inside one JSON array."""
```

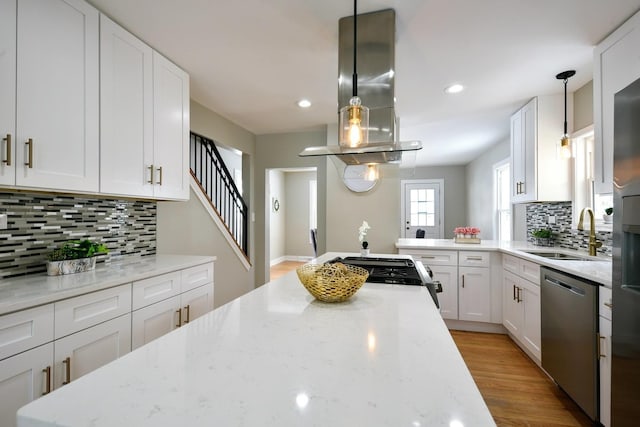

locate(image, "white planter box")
[[47, 257, 96, 276]]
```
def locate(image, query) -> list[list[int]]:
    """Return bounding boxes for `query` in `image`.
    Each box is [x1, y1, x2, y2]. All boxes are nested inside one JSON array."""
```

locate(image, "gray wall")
[[285, 171, 316, 258], [574, 80, 593, 131], [157, 100, 256, 308], [255, 130, 328, 285], [268, 170, 286, 262], [465, 138, 510, 240]]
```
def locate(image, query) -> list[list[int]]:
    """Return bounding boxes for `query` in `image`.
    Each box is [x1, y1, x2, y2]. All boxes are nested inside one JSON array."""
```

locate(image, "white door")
[[0, 343, 53, 427], [15, 0, 99, 192], [132, 295, 181, 350], [53, 314, 131, 388], [152, 51, 189, 200], [0, 0, 16, 185], [401, 180, 443, 238], [458, 267, 491, 322], [99, 14, 154, 197], [180, 285, 213, 325]]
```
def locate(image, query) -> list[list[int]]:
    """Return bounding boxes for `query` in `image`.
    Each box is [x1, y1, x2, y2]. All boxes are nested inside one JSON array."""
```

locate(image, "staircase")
[[190, 132, 249, 260]]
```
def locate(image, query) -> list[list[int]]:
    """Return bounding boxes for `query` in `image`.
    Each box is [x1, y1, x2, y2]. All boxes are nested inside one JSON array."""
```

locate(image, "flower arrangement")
[[454, 226, 480, 238], [358, 220, 371, 250]]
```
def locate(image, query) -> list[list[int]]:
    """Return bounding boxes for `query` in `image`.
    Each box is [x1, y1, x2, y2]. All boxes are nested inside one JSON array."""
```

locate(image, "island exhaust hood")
[[299, 8, 422, 166]]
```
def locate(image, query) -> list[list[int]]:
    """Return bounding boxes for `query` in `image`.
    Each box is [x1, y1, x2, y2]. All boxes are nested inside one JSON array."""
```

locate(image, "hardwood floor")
[[450, 330, 594, 427], [270, 260, 305, 280]]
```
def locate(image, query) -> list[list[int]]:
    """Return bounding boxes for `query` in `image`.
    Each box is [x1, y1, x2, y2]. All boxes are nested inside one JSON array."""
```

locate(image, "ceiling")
[[88, 0, 640, 166]]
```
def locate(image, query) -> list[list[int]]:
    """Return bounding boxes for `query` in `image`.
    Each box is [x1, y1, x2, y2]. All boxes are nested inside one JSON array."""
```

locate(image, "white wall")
[[269, 169, 286, 262], [465, 138, 510, 240]]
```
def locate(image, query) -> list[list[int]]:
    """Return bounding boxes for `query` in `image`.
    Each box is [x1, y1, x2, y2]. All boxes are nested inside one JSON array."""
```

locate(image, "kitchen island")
[[17, 252, 495, 426]]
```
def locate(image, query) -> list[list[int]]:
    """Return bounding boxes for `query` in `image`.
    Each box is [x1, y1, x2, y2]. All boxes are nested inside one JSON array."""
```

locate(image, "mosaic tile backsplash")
[[526, 202, 612, 256], [0, 192, 156, 278]]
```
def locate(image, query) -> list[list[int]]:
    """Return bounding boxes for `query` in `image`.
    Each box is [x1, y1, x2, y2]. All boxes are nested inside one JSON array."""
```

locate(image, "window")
[[495, 161, 511, 241]]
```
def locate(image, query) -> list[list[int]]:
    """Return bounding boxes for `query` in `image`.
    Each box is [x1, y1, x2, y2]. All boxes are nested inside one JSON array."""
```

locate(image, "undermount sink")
[[521, 251, 596, 261]]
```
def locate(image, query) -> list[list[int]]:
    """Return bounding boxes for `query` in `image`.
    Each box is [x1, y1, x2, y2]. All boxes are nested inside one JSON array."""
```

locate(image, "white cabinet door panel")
[[15, 0, 99, 192], [53, 314, 131, 388], [132, 272, 181, 310], [0, 305, 54, 361], [0, 343, 53, 427], [0, 0, 16, 186], [132, 296, 180, 350], [459, 267, 491, 322], [599, 317, 612, 427], [430, 265, 458, 320], [521, 280, 541, 360], [503, 271, 522, 336], [181, 285, 213, 325], [100, 14, 153, 197]]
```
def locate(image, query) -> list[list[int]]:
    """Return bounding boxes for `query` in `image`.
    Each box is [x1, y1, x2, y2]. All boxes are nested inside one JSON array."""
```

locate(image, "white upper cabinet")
[[152, 52, 190, 200], [100, 14, 154, 197], [0, 0, 16, 186], [593, 10, 640, 194], [510, 95, 572, 203], [15, 0, 99, 192]]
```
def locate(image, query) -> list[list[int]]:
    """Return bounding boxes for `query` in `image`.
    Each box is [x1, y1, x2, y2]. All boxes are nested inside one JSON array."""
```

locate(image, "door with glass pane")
[[402, 180, 442, 238]]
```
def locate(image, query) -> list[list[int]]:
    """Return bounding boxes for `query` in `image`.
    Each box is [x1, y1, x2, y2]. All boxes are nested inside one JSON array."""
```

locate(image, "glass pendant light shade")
[[560, 135, 572, 158], [339, 96, 369, 148], [364, 163, 379, 181]]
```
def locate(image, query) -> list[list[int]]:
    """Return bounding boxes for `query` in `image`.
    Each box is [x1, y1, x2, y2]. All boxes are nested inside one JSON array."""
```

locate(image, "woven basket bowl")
[[296, 263, 369, 303]]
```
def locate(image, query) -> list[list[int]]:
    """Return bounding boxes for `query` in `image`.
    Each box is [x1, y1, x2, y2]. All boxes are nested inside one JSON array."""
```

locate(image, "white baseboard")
[[270, 255, 313, 266], [444, 319, 507, 334]]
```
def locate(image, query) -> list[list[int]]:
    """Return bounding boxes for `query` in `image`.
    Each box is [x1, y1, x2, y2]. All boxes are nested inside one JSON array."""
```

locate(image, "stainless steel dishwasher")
[[540, 267, 598, 421]]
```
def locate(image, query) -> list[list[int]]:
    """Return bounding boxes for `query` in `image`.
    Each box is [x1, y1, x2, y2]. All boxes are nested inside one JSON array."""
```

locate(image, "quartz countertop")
[[0, 254, 216, 316], [396, 239, 612, 287], [17, 252, 495, 427]]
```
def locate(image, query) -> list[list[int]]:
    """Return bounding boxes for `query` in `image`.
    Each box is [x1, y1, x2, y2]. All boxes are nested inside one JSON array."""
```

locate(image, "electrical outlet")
[[0, 214, 7, 230], [548, 215, 556, 225]]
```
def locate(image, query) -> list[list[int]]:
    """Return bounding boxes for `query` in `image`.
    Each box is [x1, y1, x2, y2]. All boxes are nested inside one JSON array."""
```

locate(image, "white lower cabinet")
[[429, 265, 458, 319], [0, 343, 52, 427], [53, 314, 131, 388], [599, 286, 612, 427], [132, 295, 181, 350], [181, 283, 214, 324], [502, 255, 541, 362], [459, 267, 491, 322]]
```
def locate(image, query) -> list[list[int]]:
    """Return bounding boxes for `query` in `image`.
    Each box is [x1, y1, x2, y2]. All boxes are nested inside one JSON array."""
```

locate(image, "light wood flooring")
[[270, 260, 305, 280], [451, 330, 594, 427], [270, 261, 593, 425]]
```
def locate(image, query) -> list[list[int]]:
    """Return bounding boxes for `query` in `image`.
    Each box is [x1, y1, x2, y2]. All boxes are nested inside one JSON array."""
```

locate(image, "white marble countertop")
[[0, 254, 216, 316], [17, 252, 495, 427], [396, 239, 612, 287]]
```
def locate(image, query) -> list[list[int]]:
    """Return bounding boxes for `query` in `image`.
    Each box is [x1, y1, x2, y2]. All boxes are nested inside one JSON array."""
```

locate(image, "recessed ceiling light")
[[444, 84, 464, 94], [297, 99, 312, 108]]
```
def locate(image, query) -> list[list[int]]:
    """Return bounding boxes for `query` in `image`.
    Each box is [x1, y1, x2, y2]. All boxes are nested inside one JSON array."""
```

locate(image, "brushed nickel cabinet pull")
[[156, 166, 163, 185], [184, 305, 190, 324], [25, 138, 33, 168], [42, 366, 51, 395], [2, 134, 11, 166], [604, 301, 613, 309], [176, 309, 182, 328], [147, 165, 154, 184], [62, 357, 71, 385]]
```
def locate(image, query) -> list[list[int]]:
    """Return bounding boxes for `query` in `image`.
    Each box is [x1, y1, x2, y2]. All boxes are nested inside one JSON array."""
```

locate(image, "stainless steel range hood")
[[299, 8, 421, 165]]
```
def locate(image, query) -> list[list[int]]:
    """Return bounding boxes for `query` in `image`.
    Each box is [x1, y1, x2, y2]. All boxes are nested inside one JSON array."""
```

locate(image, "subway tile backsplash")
[[0, 191, 156, 278], [526, 201, 612, 256]]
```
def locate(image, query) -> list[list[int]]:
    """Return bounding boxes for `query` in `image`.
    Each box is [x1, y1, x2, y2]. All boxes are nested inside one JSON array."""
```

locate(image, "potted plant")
[[603, 207, 613, 223], [531, 228, 553, 246], [46, 239, 108, 276]]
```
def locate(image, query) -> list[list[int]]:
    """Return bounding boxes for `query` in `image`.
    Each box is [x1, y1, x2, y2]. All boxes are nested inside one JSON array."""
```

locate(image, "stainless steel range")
[[328, 256, 441, 307]]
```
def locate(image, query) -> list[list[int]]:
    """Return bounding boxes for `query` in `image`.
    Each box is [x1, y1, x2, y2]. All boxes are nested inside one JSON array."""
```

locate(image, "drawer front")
[[502, 254, 519, 274], [410, 250, 458, 266], [458, 251, 490, 267], [181, 263, 214, 293], [599, 286, 613, 320], [520, 259, 541, 284], [55, 284, 132, 339], [132, 272, 181, 310], [0, 305, 54, 361]]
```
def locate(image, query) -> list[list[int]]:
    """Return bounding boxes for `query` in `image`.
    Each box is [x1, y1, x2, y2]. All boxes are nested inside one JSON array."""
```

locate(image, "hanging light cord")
[[563, 77, 568, 135], [352, 0, 358, 97]]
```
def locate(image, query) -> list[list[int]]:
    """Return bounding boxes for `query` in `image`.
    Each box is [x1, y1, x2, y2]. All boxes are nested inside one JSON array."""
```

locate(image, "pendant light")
[[338, 0, 369, 148], [556, 70, 575, 159]]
